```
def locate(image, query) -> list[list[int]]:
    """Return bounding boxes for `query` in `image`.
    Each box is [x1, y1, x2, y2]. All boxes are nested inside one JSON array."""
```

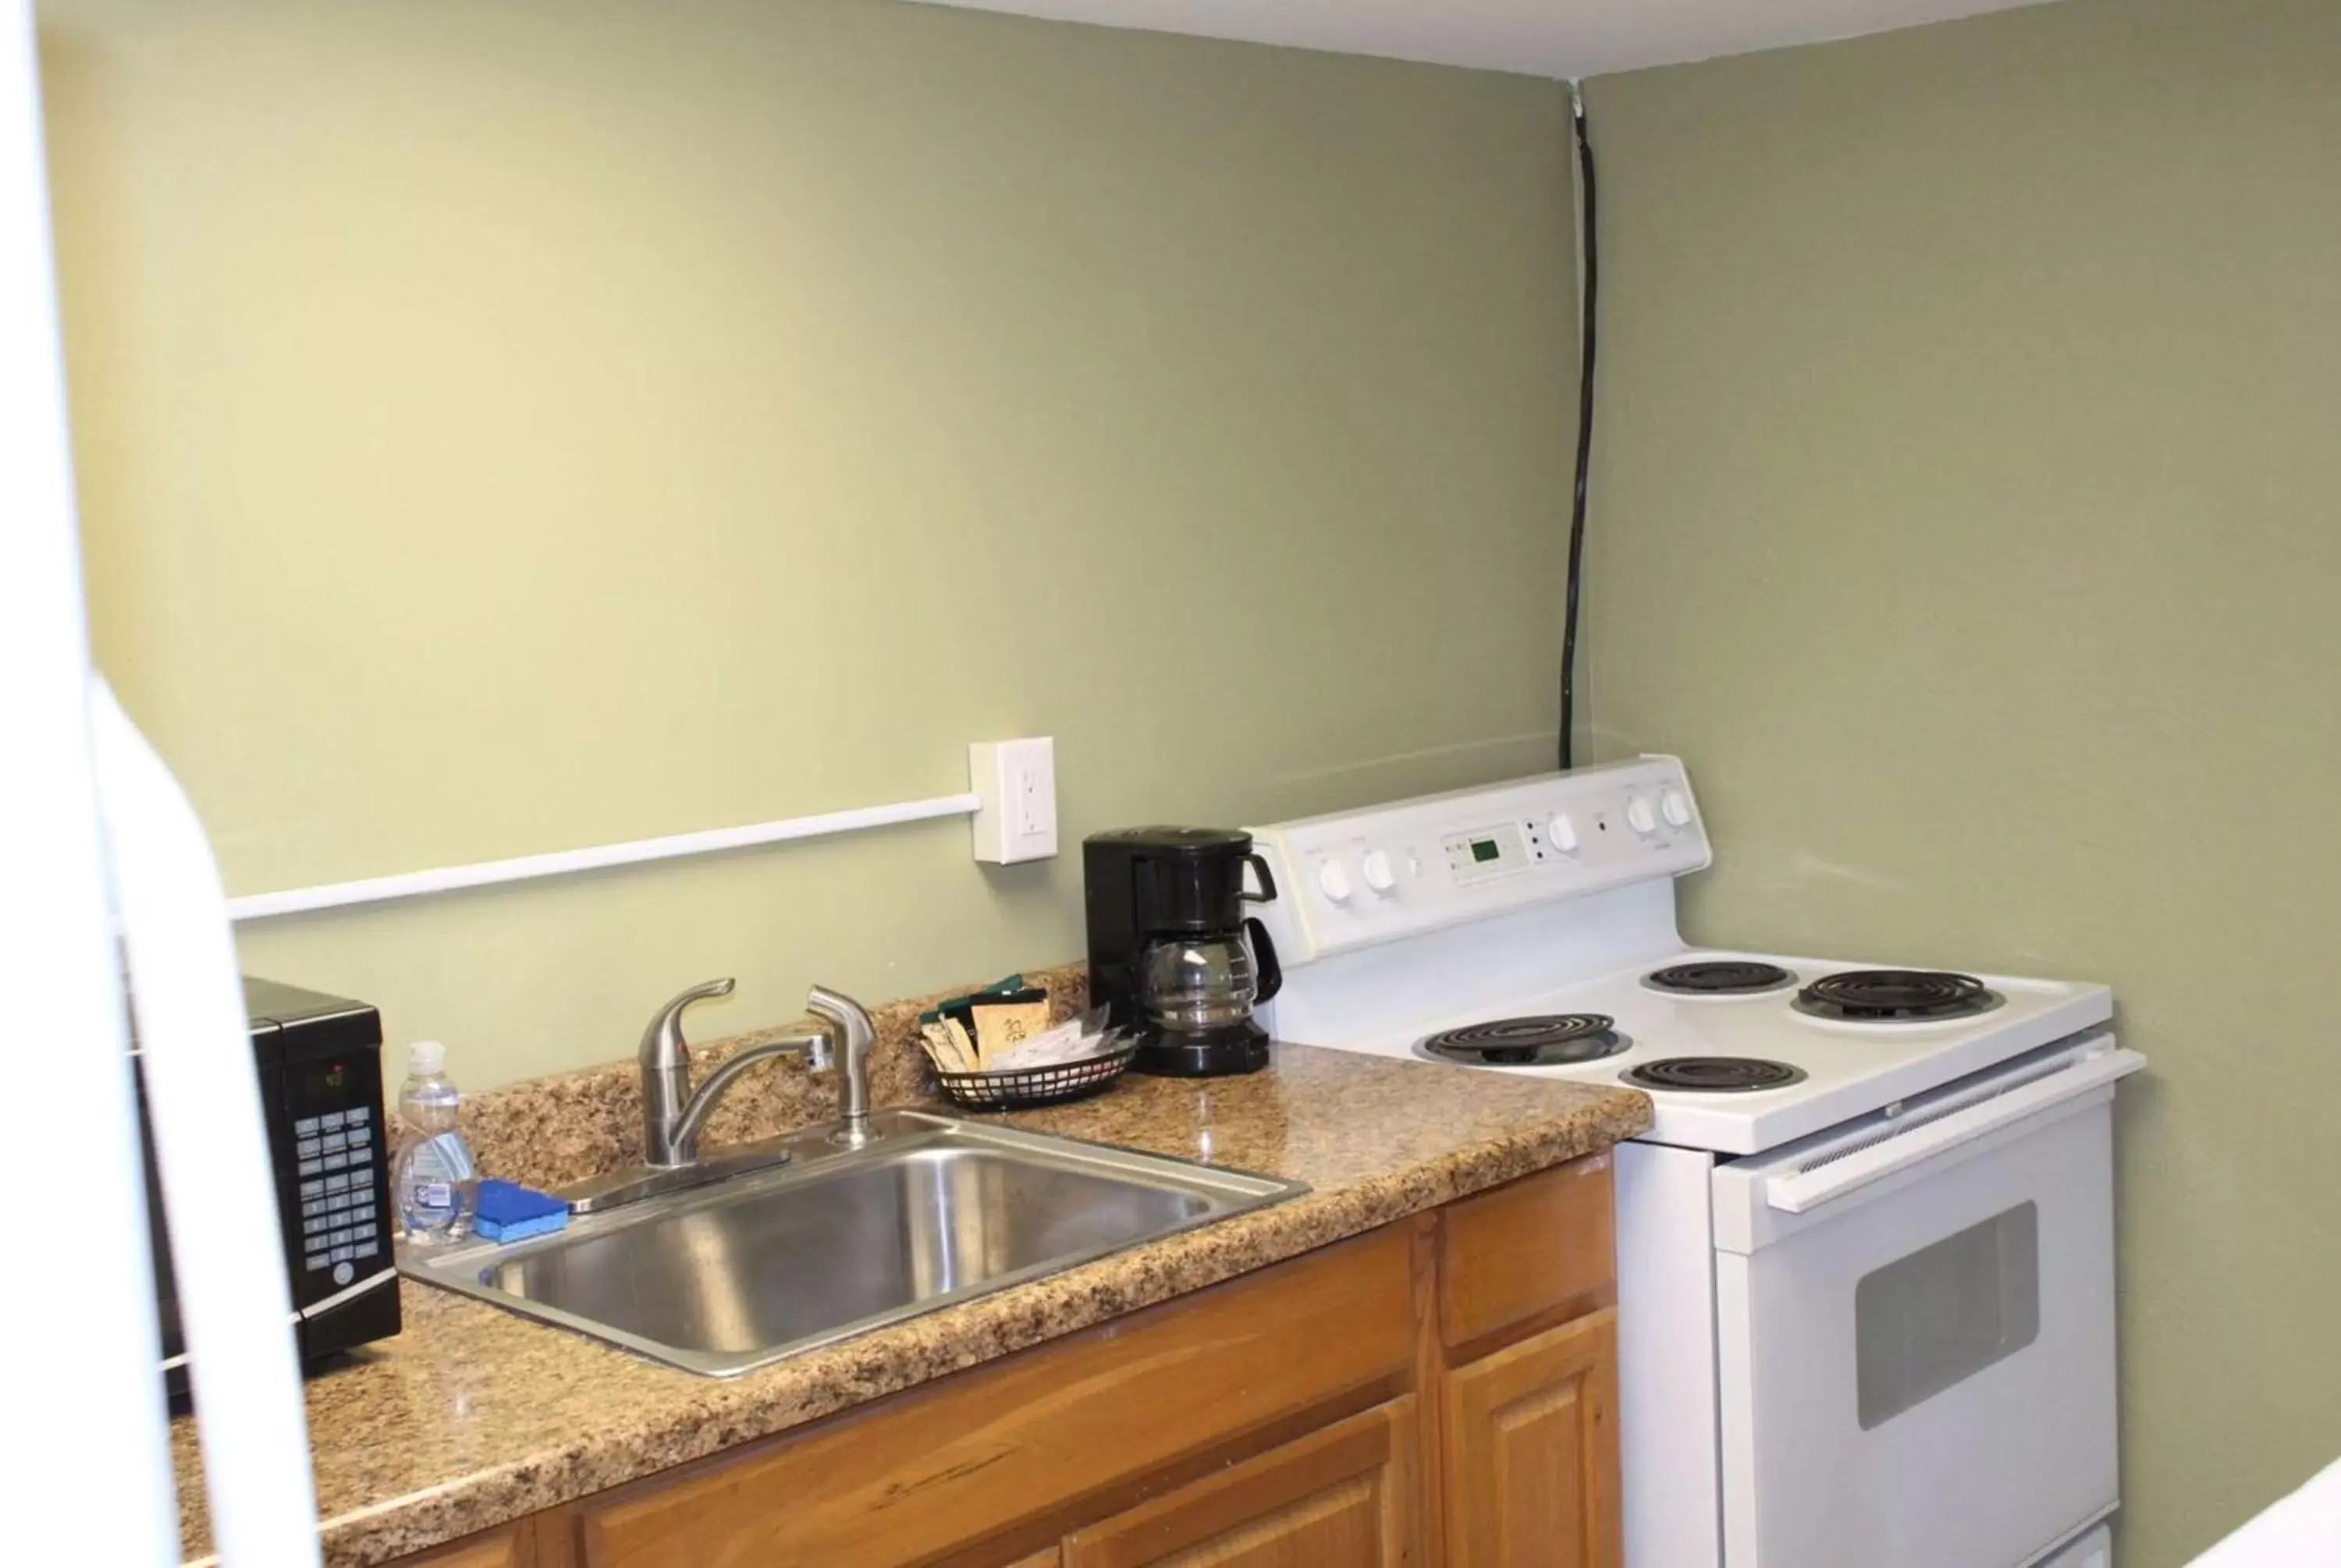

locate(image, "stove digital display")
[[1444, 823, 1527, 882]]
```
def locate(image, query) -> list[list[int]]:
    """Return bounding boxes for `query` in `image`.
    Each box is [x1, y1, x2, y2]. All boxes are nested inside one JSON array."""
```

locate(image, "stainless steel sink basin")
[[400, 1109, 1306, 1375]]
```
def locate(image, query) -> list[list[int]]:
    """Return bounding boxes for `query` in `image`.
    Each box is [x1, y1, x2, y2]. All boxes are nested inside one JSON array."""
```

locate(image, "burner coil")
[[1420, 1014, 1628, 1066], [1643, 960, 1796, 995], [1624, 1057, 1806, 1092], [1795, 969, 1998, 1023]]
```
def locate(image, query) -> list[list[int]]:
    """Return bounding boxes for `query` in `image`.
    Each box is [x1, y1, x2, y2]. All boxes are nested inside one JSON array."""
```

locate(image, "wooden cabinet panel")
[[577, 1226, 1414, 1568], [402, 1522, 530, 1568], [1064, 1398, 1419, 1568], [1440, 1308, 1620, 1568], [1436, 1155, 1614, 1350]]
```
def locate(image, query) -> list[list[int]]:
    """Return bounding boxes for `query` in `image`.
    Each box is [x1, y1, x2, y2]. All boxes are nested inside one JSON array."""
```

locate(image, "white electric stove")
[[1246, 756, 2143, 1568]]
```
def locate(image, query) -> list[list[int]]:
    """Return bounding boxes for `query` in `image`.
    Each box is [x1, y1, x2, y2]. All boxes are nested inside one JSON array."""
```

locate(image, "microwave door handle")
[[92, 678, 324, 1568], [1764, 1047, 2147, 1216]]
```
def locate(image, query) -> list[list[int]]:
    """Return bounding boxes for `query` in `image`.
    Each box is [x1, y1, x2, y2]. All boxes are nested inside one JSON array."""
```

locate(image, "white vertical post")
[[97, 683, 325, 1568], [0, 2, 179, 1562]]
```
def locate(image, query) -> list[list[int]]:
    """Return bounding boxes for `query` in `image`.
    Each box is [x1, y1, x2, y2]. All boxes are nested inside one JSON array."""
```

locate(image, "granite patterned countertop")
[[174, 1042, 1648, 1566]]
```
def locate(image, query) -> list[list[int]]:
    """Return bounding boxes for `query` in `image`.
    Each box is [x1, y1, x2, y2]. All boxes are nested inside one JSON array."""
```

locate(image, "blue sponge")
[[474, 1179, 569, 1243]]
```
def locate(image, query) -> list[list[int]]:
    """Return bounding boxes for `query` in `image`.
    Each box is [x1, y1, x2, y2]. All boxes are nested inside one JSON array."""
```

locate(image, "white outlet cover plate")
[[969, 737, 1057, 864]]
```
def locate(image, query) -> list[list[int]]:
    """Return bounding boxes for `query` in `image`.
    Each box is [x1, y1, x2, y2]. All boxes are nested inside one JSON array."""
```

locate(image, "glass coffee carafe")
[[1135, 921, 1281, 1041]]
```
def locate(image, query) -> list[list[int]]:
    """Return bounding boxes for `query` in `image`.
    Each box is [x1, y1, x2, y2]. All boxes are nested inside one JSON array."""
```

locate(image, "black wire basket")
[[929, 1038, 1140, 1112]]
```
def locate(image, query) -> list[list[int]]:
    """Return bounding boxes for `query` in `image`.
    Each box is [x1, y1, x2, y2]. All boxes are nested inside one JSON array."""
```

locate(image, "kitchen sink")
[[399, 1109, 1307, 1376]]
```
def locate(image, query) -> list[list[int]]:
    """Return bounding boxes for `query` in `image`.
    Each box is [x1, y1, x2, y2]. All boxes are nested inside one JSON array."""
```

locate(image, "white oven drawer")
[[1710, 1037, 2140, 1568]]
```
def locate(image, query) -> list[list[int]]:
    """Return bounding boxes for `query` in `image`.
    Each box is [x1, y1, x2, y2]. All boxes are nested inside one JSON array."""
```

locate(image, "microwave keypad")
[[294, 1105, 382, 1274]]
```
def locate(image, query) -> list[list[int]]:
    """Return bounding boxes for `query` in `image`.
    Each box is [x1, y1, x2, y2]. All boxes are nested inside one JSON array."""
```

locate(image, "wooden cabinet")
[[1062, 1398, 1418, 1568], [398, 1156, 1620, 1568], [1437, 1151, 1615, 1350], [400, 1521, 534, 1567], [1440, 1309, 1622, 1568], [573, 1229, 1414, 1568]]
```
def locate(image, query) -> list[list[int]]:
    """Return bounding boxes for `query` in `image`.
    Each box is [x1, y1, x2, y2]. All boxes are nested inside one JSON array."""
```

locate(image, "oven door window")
[[1855, 1200, 2040, 1430]]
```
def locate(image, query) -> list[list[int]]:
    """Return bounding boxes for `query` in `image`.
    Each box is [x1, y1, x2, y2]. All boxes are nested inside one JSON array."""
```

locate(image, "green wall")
[[1583, 0, 2341, 1558], [39, 0, 1578, 1084], [52, 0, 2328, 1548]]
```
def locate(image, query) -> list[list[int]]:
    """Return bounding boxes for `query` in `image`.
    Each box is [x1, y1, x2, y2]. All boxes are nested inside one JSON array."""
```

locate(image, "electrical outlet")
[[970, 737, 1057, 864]]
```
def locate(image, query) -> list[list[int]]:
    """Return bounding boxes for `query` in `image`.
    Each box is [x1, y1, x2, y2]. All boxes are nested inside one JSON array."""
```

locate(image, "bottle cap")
[[407, 1039, 446, 1076]]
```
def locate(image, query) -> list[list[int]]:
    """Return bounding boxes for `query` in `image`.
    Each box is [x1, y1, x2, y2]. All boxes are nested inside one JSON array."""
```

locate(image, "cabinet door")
[[402, 1522, 531, 1568], [1441, 1308, 1621, 1568], [1063, 1397, 1419, 1568]]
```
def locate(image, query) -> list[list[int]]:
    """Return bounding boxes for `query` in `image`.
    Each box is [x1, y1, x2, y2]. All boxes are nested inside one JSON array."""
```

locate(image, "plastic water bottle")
[[393, 1040, 478, 1244]]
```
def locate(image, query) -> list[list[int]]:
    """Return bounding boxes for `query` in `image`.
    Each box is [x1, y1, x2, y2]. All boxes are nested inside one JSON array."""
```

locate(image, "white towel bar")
[[226, 789, 985, 921]]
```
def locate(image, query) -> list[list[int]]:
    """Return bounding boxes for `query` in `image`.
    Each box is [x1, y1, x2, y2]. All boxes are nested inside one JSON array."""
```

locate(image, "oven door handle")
[[1764, 1046, 2146, 1215]]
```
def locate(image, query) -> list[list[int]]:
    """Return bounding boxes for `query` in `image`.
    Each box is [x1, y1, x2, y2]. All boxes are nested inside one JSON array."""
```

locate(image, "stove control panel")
[[1246, 754, 1710, 964]]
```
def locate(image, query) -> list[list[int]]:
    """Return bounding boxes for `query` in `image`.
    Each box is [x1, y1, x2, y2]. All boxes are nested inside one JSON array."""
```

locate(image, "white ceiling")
[[911, 0, 2055, 80]]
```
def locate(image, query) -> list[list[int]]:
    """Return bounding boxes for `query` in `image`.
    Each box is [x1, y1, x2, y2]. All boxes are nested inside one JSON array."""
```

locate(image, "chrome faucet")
[[562, 978, 880, 1213]]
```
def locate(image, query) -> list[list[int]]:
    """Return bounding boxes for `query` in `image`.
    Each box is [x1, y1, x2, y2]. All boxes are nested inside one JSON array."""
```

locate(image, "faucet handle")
[[641, 977, 736, 1067]]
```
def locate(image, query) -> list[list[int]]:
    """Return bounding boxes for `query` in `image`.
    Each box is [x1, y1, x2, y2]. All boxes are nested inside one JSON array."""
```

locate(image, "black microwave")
[[139, 977, 402, 1403]]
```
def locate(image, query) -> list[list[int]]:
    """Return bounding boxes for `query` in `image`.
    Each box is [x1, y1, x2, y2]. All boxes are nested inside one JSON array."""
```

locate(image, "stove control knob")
[[1546, 813, 1580, 853], [1626, 796, 1659, 835], [1317, 858, 1354, 904], [1661, 789, 1694, 828], [1361, 850, 1397, 894]]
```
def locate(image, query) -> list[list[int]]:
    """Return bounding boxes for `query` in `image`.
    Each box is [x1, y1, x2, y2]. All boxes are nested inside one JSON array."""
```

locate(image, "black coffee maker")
[[1085, 827, 1284, 1077]]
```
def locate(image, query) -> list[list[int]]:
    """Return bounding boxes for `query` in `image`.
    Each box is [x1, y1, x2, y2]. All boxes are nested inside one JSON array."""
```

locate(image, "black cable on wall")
[[1558, 82, 1597, 772]]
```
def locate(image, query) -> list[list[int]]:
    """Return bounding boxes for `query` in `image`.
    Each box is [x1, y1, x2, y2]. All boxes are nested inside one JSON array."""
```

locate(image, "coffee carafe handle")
[[1242, 851, 1278, 904], [1245, 917, 1283, 1006]]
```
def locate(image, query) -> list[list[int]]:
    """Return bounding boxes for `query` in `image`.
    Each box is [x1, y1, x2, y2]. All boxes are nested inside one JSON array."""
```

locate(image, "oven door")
[[1708, 1035, 2143, 1568]]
